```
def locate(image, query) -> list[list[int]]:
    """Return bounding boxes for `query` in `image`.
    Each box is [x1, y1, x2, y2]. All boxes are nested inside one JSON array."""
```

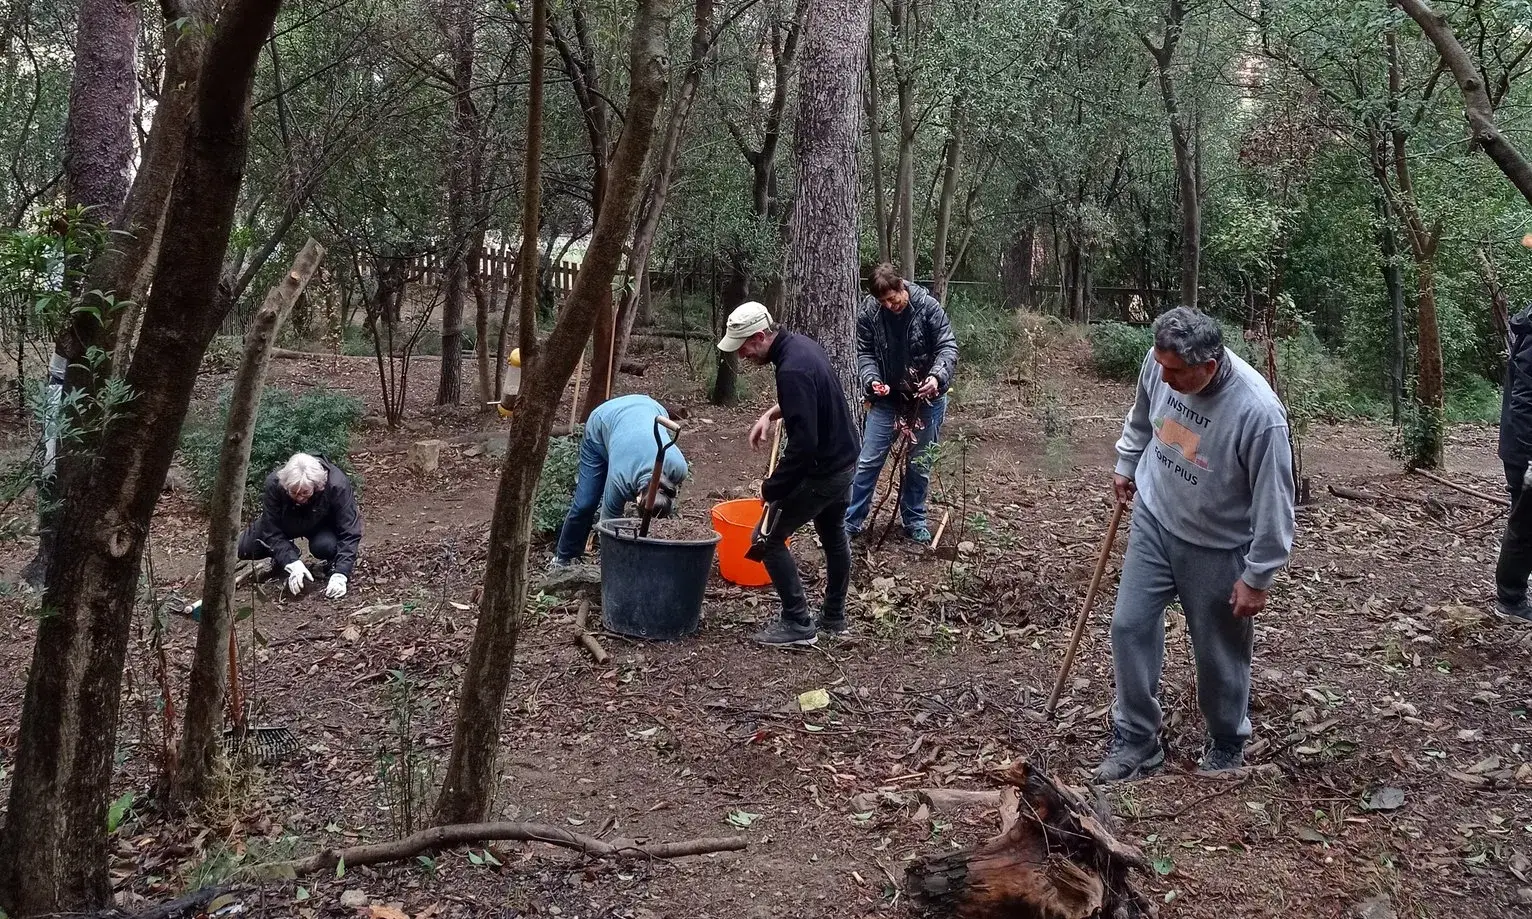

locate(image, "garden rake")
[[1045, 499, 1127, 716]]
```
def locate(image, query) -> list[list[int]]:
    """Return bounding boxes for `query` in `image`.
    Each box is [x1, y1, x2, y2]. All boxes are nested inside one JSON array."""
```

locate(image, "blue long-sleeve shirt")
[[587, 394, 689, 519]]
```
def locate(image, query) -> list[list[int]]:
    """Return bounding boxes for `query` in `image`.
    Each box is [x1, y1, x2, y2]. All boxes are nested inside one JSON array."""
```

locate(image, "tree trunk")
[[1142, 0, 1198, 310], [589, 0, 717, 421], [435, 0, 672, 825], [0, 1, 283, 912], [930, 97, 963, 304], [62, 0, 139, 220], [1394, 0, 1532, 205], [437, 0, 481, 406], [781, 0, 870, 403], [1001, 226, 1034, 311], [1371, 155, 1407, 425], [865, 21, 889, 263], [176, 239, 324, 803], [474, 246, 494, 408], [889, 0, 914, 274]]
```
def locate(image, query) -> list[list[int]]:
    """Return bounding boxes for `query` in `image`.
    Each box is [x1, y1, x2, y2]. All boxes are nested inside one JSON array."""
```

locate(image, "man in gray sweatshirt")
[[1094, 307, 1296, 782]]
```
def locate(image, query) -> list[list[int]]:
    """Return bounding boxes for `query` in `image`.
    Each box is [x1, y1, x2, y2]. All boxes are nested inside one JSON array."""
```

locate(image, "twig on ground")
[[1409, 467, 1506, 507]]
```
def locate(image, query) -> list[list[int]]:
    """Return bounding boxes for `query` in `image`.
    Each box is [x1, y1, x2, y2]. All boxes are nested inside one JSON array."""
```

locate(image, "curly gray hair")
[[1153, 307, 1224, 366]]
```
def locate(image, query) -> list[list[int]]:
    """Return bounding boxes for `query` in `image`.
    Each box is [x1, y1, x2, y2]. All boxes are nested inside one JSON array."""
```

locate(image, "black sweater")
[[762, 332, 860, 501]]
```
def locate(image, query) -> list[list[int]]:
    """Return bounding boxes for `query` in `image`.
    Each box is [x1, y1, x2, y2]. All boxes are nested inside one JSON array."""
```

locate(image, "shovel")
[[638, 415, 682, 537], [1045, 499, 1127, 716], [746, 420, 785, 561], [928, 510, 957, 560]]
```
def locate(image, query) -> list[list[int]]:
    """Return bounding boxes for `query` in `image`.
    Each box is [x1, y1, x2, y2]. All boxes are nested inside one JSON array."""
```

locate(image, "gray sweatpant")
[[1110, 507, 1254, 748]]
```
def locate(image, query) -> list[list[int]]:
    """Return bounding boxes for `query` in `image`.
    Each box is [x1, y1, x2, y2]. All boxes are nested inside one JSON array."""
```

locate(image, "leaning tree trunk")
[[176, 239, 325, 804], [1394, 0, 1532, 206], [434, 0, 672, 826], [781, 0, 871, 404], [595, 0, 716, 418], [0, 0, 283, 912]]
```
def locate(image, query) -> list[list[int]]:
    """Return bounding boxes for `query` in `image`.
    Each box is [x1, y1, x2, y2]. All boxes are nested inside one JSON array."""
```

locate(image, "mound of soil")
[[639, 514, 719, 542]]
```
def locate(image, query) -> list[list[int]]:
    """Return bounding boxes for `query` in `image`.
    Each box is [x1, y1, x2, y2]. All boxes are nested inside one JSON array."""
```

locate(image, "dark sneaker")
[[906, 525, 932, 544], [1198, 744, 1246, 774], [752, 619, 818, 648], [1495, 598, 1532, 621], [1090, 731, 1165, 783], [547, 556, 575, 571], [817, 613, 850, 635]]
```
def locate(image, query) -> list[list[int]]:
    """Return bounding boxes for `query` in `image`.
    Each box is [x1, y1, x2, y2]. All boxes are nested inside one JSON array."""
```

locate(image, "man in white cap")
[[718, 302, 860, 647]]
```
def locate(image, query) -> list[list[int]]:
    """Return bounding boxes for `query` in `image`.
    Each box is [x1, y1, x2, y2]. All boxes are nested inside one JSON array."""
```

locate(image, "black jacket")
[[252, 457, 363, 576], [855, 281, 959, 399], [1500, 305, 1532, 473], [763, 332, 860, 501]]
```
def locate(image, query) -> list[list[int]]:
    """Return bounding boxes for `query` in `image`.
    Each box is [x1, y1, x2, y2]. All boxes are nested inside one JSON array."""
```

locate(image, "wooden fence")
[[406, 244, 583, 295]]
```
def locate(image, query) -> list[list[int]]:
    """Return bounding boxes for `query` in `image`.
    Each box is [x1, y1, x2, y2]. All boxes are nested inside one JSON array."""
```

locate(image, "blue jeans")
[[844, 396, 947, 534], [554, 435, 609, 561]]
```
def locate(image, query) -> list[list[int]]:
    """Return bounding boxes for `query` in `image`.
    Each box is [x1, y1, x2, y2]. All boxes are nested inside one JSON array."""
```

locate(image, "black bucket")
[[596, 517, 721, 640]]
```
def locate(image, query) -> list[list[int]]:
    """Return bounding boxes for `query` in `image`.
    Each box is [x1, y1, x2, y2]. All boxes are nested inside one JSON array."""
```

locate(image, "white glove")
[[325, 572, 348, 599], [1524, 461, 1531, 488], [284, 560, 313, 595]]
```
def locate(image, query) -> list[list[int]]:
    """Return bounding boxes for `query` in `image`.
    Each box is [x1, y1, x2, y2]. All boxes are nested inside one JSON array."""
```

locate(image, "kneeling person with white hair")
[[238, 452, 363, 599]]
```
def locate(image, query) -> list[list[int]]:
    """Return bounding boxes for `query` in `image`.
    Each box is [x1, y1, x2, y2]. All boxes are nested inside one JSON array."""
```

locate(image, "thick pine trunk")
[[62, 0, 138, 219], [782, 0, 870, 403], [434, 0, 672, 825], [865, 22, 889, 263], [176, 240, 325, 803], [1143, 0, 1198, 311], [0, 2, 283, 912], [890, 0, 915, 274]]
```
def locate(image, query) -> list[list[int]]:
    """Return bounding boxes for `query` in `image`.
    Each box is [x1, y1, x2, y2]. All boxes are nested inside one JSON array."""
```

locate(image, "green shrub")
[[945, 291, 1020, 373], [532, 428, 582, 535], [1089, 322, 1153, 381], [180, 386, 365, 508]]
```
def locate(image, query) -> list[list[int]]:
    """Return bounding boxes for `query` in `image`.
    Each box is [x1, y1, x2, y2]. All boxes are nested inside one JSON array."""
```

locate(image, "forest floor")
[[0, 331, 1529, 919]]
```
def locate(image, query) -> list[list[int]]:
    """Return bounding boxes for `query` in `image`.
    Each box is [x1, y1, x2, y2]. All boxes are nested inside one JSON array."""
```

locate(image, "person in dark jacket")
[[719, 301, 860, 647], [1495, 303, 1532, 621], [238, 452, 362, 599], [844, 263, 959, 542]]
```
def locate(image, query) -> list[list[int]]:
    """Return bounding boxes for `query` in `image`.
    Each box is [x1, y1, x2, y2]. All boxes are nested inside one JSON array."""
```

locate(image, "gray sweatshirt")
[[1114, 347, 1296, 589]]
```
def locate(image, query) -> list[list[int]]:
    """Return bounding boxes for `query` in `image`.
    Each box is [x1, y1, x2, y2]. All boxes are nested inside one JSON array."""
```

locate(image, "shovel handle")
[[766, 419, 783, 477], [639, 416, 682, 537], [1046, 500, 1127, 716]]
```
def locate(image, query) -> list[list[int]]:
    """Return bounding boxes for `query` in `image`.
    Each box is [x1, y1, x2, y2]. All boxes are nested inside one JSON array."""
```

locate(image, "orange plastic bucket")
[[711, 498, 788, 587]]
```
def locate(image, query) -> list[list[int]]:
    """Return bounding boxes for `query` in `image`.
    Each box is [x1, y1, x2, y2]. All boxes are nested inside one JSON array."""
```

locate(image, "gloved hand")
[[325, 572, 348, 599], [1524, 461, 1532, 488], [284, 560, 313, 595]]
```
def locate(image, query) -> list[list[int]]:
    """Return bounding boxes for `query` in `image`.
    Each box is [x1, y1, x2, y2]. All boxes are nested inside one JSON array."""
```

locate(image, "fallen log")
[[905, 760, 1155, 918], [574, 599, 610, 665], [1409, 467, 1506, 507], [619, 360, 647, 376], [265, 822, 746, 877], [917, 788, 1003, 811]]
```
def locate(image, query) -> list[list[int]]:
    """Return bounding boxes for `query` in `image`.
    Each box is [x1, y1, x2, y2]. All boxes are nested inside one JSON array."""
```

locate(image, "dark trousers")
[[238, 523, 340, 567], [757, 468, 854, 627], [1496, 463, 1532, 603]]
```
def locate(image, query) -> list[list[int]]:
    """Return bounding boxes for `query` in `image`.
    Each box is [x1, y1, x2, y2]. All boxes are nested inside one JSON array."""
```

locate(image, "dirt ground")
[[0, 333, 1529, 919]]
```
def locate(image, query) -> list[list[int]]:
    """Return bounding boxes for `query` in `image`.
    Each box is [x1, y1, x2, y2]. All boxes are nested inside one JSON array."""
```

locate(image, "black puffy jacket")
[[251, 456, 363, 576], [1499, 304, 1532, 475], [854, 281, 959, 399]]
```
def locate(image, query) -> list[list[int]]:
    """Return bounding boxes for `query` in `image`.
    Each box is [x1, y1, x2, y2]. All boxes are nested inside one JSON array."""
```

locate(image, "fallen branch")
[[574, 599, 610, 665], [917, 788, 1003, 810], [267, 822, 747, 877], [1409, 467, 1506, 507], [74, 886, 241, 919]]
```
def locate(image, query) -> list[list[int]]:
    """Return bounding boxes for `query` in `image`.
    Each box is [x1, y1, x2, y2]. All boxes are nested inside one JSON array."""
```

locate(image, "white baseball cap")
[[717, 301, 774, 352]]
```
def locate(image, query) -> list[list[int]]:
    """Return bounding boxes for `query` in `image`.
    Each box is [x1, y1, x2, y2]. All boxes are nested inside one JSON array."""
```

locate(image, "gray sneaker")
[[1495, 598, 1532, 621], [547, 556, 575, 571], [817, 613, 850, 636], [1091, 731, 1165, 783], [1198, 743, 1245, 773], [753, 619, 818, 648]]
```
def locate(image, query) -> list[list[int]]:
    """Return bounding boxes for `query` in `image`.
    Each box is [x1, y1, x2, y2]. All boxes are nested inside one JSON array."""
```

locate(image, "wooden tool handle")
[[656, 415, 681, 434], [767, 419, 783, 477], [1046, 500, 1127, 716]]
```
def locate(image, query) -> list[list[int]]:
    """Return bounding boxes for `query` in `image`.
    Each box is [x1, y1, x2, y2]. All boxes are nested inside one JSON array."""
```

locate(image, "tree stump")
[[905, 761, 1157, 919], [408, 439, 444, 476]]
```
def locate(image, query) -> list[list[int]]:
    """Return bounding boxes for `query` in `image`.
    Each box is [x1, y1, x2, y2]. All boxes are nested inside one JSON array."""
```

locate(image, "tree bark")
[[175, 240, 324, 804], [930, 96, 963, 303], [517, 2, 547, 368], [865, 19, 889, 263], [1394, 0, 1532, 205], [1141, 0, 1199, 310], [586, 0, 717, 421], [61, 0, 139, 220], [889, 0, 915, 274], [0, 0, 283, 912], [781, 0, 870, 403], [437, 0, 482, 406], [435, 0, 672, 825], [1369, 143, 1407, 425]]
